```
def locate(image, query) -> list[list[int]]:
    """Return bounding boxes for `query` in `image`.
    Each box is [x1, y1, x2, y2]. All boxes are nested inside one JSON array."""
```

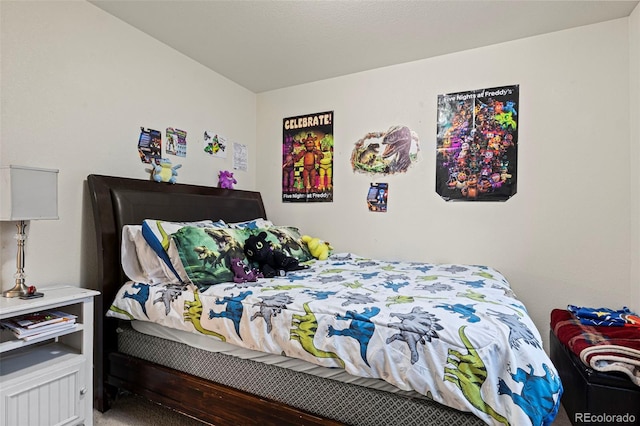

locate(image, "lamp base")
[[2, 283, 28, 298], [19, 292, 44, 299]]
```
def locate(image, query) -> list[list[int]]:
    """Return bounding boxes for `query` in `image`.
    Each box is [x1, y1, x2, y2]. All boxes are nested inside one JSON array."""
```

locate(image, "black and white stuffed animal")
[[244, 231, 307, 278]]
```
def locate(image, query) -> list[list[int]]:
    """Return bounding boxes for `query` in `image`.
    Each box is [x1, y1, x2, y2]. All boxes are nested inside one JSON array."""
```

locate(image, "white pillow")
[[121, 225, 190, 284]]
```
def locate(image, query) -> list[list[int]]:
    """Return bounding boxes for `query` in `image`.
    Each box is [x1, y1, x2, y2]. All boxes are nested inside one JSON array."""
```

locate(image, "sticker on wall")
[[203, 131, 227, 158], [282, 111, 334, 203], [166, 128, 187, 157], [367, 182, 388, 212], [138, 127, 162, 164], [351, 126, 420, 175], [436, 85, 519, 201]]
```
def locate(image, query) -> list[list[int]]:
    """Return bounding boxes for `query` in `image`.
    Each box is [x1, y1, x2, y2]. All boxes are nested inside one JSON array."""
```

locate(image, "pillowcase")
[[121, 225, 190, 284], [249, 226, 313, 262], [141, 219, 223, 281], [224, 218, 274, 230], [171, 226, 249, 288]]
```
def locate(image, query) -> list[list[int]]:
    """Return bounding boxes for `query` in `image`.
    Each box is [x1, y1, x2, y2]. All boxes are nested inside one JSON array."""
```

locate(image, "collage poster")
[[166, 127, 187, 157], [138, 127, 162, 164], [436, 85, 519, 201], [282, 111, 334, 203]]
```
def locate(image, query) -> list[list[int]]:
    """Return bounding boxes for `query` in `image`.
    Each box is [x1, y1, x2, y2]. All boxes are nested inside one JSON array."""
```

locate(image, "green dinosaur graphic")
[[385, 294, 445, 307], [340, 280, 376, 292], [473, 271, 496, 280], [444, 326, 509, 426], [261, 284, 307, 292], [109, 305, 134, 319], [155, 220, 171, 251], [184, 290, 226, 341], [290, 302, 344, 368]]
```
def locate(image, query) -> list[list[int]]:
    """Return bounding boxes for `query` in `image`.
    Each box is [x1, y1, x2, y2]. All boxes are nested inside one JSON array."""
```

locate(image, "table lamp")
[[1, 165, 59, 298]]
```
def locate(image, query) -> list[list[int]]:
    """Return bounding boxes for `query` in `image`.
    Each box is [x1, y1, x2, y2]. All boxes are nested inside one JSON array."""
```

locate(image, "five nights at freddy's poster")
[[282, 111, 334, 203], [436, 85, 518, 201]]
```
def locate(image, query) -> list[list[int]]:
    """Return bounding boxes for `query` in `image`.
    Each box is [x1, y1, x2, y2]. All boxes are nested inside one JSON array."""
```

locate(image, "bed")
[[87, 174, 563, 426]]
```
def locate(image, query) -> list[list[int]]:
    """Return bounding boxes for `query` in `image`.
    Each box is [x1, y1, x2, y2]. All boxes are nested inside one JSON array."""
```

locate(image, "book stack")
[[1, 310, 77, 342]]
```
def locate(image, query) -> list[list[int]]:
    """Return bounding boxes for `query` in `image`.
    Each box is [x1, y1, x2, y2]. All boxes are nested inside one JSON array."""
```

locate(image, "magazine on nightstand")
[[0, 310, 77, 341]]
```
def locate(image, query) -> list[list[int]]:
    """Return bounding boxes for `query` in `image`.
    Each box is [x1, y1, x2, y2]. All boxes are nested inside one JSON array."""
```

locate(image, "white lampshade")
[[0, 165, 59, 220]]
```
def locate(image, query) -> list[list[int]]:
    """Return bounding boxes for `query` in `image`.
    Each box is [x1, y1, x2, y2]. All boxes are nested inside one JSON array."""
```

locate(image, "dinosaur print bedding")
[[107, 253, 563, 426]]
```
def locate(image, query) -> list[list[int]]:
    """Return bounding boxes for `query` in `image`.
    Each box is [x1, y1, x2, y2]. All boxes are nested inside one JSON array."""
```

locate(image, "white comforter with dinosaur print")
[[107, 253, 563, 426]]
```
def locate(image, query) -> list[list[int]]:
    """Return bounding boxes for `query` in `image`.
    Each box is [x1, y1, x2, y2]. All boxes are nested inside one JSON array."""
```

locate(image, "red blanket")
[[551, 309, 640, 386]]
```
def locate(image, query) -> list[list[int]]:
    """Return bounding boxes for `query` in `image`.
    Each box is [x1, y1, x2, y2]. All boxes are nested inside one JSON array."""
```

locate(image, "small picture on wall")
[[436, 84, 519, 201], [351, 126, 420, 175], [367, 182, 388, 212], [138, 127, 162, 164], [166, 127, 187, 157], [282, 111, 334, 203], [203, 131, 227, 158]]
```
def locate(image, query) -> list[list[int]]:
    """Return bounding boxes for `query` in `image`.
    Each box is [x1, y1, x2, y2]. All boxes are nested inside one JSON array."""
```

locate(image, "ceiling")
[[89, 0, 639, 93]]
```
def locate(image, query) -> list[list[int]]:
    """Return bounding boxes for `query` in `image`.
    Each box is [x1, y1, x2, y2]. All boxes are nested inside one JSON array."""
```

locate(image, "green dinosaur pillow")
[[172, 226, 249, 288]]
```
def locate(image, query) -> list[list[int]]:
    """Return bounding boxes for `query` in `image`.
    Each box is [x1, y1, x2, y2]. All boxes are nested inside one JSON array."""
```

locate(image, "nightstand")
[[0, 286, 99, 426]]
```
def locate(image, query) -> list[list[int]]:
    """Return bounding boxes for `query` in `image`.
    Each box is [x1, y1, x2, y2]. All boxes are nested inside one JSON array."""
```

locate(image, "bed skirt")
[[117, 324, 483, 426]]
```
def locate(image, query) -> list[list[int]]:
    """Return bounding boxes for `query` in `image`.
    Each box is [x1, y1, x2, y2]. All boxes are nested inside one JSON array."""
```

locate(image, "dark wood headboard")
[[87, 174, 266, 410]]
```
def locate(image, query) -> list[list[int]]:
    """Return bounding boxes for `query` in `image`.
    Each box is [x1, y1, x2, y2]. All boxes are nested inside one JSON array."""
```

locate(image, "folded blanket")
[[567, 305, 640, 327], [551, 309, 640, 387]]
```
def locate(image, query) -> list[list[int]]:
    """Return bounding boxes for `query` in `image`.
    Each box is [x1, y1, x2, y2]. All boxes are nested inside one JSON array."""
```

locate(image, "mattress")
[[119, 323, 484, 426], [132, 319, 428, 398]]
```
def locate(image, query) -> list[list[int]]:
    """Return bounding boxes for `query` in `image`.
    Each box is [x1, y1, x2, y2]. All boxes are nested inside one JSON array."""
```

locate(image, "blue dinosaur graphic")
[[488, 310, 541, 349], [285, 274, 309, 283], [357, 271, 381, 280], [209, 291, 251, 339], [123, 283, 150, 318], [327, 307, 380, 367], [436, 303, 480, 323], [454, 279, 485, 288], [498, 363, 563, 426], [386, 307, 443, 364], [381, 280, 409, 293], [303, 290, 338, 300], [409, 264, 434, 273]]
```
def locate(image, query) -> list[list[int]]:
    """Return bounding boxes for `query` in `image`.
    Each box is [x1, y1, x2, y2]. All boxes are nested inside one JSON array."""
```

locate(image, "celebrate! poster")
[[436, 85, 518, 201], [282, 111, 334, 203]]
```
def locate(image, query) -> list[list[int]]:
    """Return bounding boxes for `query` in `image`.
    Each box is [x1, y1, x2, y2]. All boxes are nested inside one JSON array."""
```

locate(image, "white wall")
[[257, 18, 638, 348], [630, 3, 640, 318], [0, 1, 257, 290]]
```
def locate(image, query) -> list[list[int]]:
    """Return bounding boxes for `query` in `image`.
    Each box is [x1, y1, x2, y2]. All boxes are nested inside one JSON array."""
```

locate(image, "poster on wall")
[[436, 85, 518, 201], [166, 127, 187, 157], [138, 127, 162, 164], [282, 111, 334, 203], [367, 182, 388, 212], [233, 142, 248, 172], [351, 126, 420, 175], [203, 131, 227, 158]]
